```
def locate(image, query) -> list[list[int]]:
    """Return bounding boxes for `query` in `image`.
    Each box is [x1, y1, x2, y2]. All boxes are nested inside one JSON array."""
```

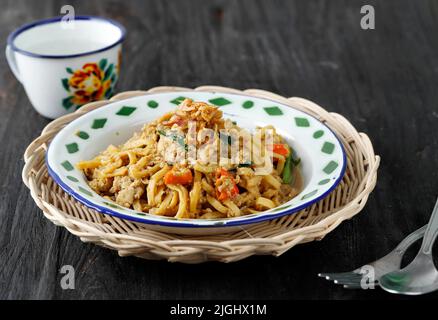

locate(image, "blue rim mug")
[[6, 15, 126, 119]]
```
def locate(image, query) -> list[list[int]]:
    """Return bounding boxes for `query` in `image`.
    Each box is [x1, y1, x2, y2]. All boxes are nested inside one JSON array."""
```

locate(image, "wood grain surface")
[[0, 0, 437, 299]]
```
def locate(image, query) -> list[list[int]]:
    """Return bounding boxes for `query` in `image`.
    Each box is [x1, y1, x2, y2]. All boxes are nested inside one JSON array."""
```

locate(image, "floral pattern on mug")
[[61, 58, 117, 110]]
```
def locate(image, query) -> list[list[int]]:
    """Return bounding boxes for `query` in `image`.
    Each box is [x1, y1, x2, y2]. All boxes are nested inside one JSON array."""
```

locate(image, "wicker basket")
[[22, 86, 380, 263]]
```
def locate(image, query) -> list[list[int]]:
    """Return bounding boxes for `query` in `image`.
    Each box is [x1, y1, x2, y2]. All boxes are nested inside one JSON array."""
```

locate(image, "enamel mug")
[[6, 16, 126, 119]]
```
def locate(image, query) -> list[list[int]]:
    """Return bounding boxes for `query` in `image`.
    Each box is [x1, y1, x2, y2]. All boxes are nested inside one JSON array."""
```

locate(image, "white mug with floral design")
[[5, 16, 126, 119]]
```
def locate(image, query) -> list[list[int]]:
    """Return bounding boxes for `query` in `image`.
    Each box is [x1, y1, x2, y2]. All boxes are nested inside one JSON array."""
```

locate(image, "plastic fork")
[[318, 224, 427, 289], [380, 198, 438, 295]]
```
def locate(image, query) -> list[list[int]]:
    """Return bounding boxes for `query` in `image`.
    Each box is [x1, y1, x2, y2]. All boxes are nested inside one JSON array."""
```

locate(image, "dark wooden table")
[[1, 0, 437, 300]]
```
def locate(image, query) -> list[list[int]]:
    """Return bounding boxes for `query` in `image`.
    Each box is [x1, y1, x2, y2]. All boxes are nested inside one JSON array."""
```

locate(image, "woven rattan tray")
[[22, 86, 380, 263]]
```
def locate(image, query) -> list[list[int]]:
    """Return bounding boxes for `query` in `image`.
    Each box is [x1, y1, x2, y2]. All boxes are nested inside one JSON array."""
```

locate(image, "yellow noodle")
[[206, 195, 228, 214], [168, 184, 189, 218], [200, 211, 226, 219], [153, 192, 173, 215], [201, 178, 215, 195], [193, 162, 216, 174], [255, 197, 276, 209], [223, 199, 240, 217], [133, 199, 143, 212], [147, 165, 170, 206], [189, 170, 202, 213], [104, 167, 128, 177], [169, 190, 178, 208], [76, 159, 102, 169], [263, 174, 281, 190]]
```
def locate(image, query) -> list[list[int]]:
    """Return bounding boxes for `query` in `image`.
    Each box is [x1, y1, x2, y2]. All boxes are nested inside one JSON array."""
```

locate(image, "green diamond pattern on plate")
[[67, 176, 79, 182], [170, 96, 187, 105], [272, 205, 291, 212], [104, 201, 121, 209], [66, 143, 79, 154], [313, 130, 324, 139], [75, 131, 89, 140], [116, 106, 137, 116], [92, 118, 107, 129], [321, 141, 335, 154], [323, 161, 338, 174], [78, 186, 93, 197], [61, 161, 74, 171], [147, 100, 159, 108], [209, 97, 231, 106], [301, 189, 318, 200], [264, 106, 283, 116], [242, 100, 254, 109], [295, 117, 310, 127], [318, 178, 331, 185]]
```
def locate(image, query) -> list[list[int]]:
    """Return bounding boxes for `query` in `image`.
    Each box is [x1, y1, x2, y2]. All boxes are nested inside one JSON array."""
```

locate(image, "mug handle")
[[5, 45, 22, 83]]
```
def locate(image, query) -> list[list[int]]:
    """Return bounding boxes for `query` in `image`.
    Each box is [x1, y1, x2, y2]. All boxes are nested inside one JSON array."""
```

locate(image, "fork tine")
[[318, 272, 365, 289], [331, 273, 362, 280], [333, 278, 362, 285], [333, 277, 362, 286], [325, 273, 363, 287], [320, 272, 360, 280], [344, 280, 378, 289], [343, 284, 364, 289], [318, 272, 352, 278]]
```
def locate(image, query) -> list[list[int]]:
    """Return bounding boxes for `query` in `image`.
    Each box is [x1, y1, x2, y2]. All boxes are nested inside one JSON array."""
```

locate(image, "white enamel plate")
[[46, 91, 346, 233]]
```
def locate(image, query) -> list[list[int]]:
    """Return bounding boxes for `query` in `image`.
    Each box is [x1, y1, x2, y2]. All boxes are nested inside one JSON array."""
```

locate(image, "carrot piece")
[[164, 167, 193, 185], [216, 184, 239, 201], [215, 168, 239, 201], [216, 168, 231, 178], [273, 143, 289, 156]]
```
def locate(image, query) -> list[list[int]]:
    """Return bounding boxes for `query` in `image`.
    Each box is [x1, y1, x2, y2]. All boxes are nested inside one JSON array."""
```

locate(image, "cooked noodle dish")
[[77, 99, 302, 219]]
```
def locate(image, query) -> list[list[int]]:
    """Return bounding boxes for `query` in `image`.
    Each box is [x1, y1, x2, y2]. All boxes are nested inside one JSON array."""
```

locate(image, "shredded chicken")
[[111, 176, 144, 207]]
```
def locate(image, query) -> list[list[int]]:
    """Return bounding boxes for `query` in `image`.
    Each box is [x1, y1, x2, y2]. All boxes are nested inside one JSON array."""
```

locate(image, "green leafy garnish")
[[172, 135, 188, 151], [238, 163, 252, 168], [282, 148, 300, 184], [291, 157, 301, 166], [158, 129, 188, 151]]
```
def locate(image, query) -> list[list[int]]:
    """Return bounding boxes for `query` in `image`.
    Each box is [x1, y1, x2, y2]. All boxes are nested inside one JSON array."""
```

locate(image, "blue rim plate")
[[46, 91, 346, 228]]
